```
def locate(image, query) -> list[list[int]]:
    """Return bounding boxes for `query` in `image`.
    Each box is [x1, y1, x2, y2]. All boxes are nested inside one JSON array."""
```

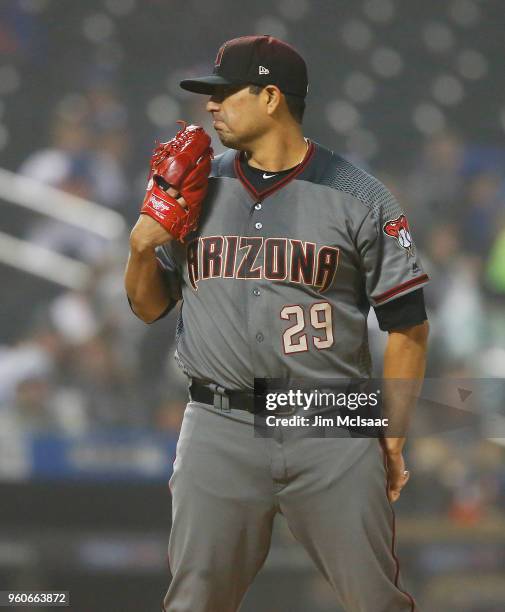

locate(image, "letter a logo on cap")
[[259, 65, 270, 75]]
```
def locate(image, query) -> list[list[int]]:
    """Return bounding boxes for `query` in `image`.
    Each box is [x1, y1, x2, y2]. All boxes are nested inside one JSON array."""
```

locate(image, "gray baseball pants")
[[162, 401, 417, 612]]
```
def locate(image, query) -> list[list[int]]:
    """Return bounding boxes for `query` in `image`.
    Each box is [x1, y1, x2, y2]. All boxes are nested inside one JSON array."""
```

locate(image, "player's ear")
[[263, 85, 282, 116]]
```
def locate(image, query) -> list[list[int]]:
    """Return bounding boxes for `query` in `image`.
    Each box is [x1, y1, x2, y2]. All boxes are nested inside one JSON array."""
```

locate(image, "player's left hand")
[[140, 121, 213, 242], [383, 446, 410, 503]]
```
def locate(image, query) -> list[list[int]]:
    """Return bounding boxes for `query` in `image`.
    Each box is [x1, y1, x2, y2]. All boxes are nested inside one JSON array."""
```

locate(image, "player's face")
[[206, 85, 269, 149]]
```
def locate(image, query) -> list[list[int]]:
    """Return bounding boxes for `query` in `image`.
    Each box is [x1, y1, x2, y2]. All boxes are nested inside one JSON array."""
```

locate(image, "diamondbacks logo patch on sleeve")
[[383, 214, 414, 257]]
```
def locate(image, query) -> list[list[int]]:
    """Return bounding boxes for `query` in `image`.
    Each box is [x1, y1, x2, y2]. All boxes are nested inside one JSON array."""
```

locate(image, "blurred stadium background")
[[1, 0, 505, 610]]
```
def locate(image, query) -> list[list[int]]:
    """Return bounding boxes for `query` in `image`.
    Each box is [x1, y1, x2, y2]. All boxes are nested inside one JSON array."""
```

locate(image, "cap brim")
[[180, 75, 240, 95]]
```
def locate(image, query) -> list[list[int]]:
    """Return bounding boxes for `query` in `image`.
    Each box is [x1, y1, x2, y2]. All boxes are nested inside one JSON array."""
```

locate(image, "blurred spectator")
[[0, 335, 54, 405], [405, 130, 466, 248], [19, 114, 92, 186], [461, 172, 504, 259], [0, 0, 47, 61], [20, 100, 128, 209], [48, 290, 99, 345], [432, 255, 485, 366], [86, 78, 131, 209], [485, 222, 505, 298], [23, 162, 110, 263], [9, 375, 58, 432], [60, 335, 141, 428], [422, 222, 460, 312]]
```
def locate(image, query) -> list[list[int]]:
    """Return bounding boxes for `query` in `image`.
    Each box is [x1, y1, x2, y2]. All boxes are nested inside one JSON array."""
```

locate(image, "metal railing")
[[0, 167, 127, 289]]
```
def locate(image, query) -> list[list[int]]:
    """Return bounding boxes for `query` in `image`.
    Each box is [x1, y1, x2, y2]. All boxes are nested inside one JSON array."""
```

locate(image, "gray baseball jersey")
[[157, 141, 429, 390]]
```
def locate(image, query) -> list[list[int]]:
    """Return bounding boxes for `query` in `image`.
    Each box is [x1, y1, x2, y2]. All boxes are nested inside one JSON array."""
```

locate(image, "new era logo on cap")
[[259, 65, 270, 75]]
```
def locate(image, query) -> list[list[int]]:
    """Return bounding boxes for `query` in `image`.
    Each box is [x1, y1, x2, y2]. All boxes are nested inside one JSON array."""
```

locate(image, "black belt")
[[189, 380, 260, 413]]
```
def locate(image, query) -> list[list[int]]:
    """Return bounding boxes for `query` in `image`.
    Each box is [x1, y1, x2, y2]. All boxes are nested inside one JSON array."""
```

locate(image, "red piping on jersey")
[[389, 501, 416, 611], [234, 141, 315, 201], [379, 442, 417, 612], [374, 274, 429, 305]]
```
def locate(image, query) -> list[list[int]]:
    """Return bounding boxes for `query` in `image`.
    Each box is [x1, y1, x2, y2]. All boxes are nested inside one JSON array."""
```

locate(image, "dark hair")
[[248, 84, 305, 124]]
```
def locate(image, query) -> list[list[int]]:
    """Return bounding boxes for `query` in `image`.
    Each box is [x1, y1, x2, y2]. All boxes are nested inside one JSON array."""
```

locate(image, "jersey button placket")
[[248, 201, 268, 369]]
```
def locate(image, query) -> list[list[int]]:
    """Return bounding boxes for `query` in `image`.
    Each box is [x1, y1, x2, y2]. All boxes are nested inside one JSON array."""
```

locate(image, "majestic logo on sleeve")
[[186, 236, 339, 292], [383, 215, 414, 257]]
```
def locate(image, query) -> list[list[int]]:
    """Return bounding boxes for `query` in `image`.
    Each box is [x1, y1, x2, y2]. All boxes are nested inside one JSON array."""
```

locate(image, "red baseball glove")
[[140, 121, 213, 241]]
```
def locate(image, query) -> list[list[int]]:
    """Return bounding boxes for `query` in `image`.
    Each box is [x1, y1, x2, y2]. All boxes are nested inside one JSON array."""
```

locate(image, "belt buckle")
[[209, 384, 230, 412]]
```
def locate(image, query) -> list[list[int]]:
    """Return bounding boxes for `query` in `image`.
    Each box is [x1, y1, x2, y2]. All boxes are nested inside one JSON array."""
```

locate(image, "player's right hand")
[[383, 446, 410, 503]]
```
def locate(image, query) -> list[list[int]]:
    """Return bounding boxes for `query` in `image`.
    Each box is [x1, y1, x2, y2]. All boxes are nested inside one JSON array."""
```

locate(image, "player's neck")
[[244, 127, 307, 172]]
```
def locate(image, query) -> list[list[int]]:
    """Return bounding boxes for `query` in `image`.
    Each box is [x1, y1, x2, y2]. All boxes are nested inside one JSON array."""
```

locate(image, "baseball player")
[[125, 35, 429, 612]]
